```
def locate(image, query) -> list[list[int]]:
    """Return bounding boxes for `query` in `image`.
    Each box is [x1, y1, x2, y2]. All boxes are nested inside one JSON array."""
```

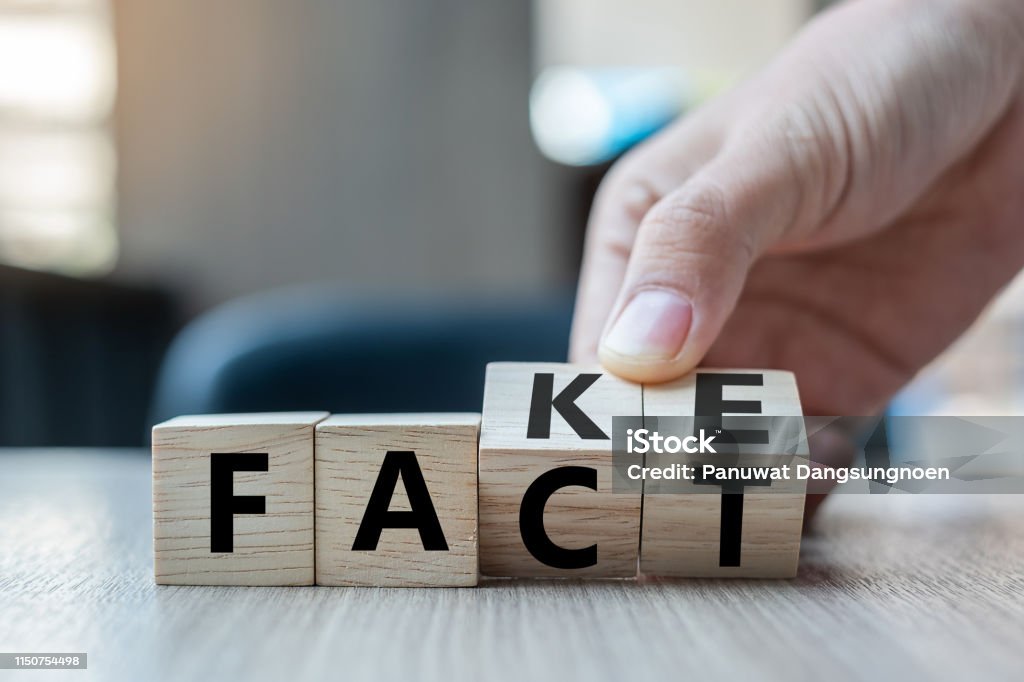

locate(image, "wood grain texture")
[[479, 362, 642, 577], [152, 412, 327, 585], [641, 370, 807, 578], [1, 450, 1022, 681], [315, 414, 480, 587]]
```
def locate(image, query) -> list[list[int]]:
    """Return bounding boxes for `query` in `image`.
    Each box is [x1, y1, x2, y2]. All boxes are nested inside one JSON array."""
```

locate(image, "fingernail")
[[602, 290, 692, 361]]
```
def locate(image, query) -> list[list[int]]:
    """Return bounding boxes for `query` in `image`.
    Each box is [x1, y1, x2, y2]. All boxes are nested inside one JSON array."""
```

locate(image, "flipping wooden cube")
[[314, 414, 480, 587], [639, 370, 807, 578], [152, 412, 327, 585], [478, 362, 642, 577]]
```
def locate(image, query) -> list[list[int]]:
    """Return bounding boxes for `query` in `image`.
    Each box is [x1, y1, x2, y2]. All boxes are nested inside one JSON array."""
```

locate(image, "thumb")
[[596, 137, 803, 383]]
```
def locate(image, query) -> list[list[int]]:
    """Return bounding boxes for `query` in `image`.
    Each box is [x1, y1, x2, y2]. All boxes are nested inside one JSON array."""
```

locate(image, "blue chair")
[[149, 285, 574, 428]]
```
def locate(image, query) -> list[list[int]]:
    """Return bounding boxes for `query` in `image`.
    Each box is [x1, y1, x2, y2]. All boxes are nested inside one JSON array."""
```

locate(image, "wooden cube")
[[479, 362, 643, 577], [640, 370, 807, 578], [152, 412, 327, 585], [315, 414, 480, 586]]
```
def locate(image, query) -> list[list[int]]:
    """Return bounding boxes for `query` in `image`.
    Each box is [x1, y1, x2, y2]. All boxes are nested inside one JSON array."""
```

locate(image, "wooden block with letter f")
[[152, 412, 327, 585], [479, 362, 643, 577], [315, 414, 480, 587], [640, 370, 807, 578]]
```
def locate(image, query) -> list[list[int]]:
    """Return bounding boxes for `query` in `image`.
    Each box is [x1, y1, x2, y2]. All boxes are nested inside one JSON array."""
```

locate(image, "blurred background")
[[0, 0, 1017, 447]]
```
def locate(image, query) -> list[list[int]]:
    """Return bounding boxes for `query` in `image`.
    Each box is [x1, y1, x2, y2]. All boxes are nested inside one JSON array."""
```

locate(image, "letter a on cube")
[[315, 414, 480, 586]]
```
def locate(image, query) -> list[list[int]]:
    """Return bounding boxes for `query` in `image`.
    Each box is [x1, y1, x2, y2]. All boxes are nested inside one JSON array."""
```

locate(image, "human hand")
[[570, 0, 1024, 418]]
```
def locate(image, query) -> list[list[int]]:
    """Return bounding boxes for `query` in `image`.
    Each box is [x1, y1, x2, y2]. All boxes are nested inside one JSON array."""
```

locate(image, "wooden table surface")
[[0, 448, 1021, 681]]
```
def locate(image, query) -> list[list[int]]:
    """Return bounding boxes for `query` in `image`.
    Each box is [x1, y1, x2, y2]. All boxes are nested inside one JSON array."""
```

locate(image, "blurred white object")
[[0, 2, 117, 275], [530, 0, 814, 166], [530, 67, 724, 166]]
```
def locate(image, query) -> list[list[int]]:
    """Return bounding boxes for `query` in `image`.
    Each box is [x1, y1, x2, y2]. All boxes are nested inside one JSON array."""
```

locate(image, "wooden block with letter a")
[[315, 414, 480, 586], [479, 362, 643, 577], [152, 412, 327, 585], [640, 370, 807, 578]]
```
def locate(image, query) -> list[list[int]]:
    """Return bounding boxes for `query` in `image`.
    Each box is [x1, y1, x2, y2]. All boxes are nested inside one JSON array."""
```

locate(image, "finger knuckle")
[[645, 182, 725, 230], [637, 183, 758, 267], [598, 156, 664, 225], [770, 103, 834, 187], [750, 99, 849, 232]]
